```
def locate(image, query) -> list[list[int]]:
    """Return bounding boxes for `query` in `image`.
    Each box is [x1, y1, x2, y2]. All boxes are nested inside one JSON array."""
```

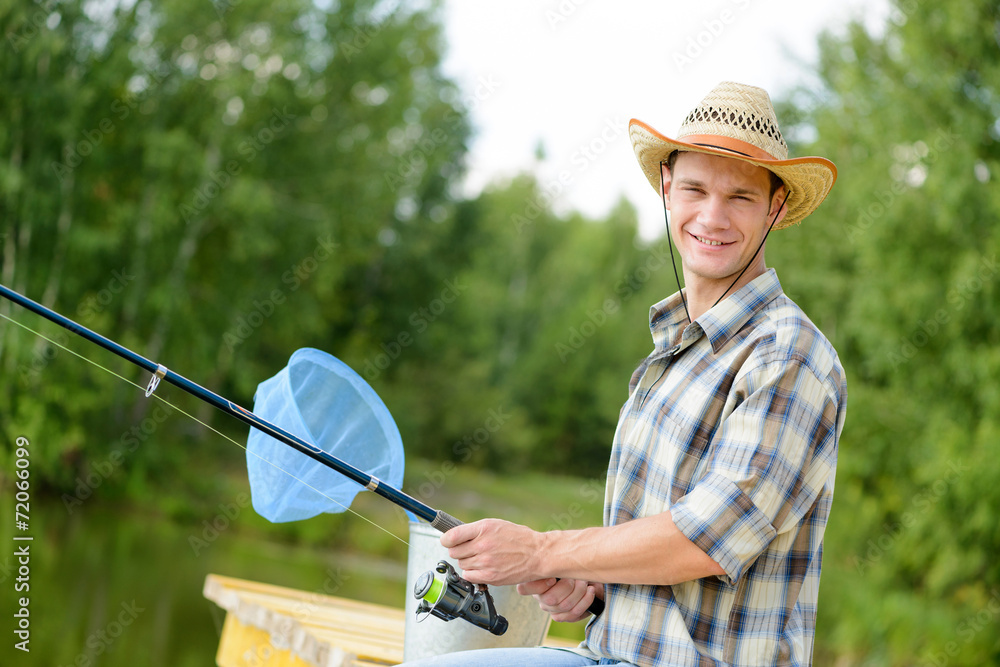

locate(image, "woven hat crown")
[[678, 82, 788, 160]]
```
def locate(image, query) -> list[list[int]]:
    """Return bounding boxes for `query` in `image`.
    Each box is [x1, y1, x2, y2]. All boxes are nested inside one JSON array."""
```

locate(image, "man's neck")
[[682, 265, 767, 322]]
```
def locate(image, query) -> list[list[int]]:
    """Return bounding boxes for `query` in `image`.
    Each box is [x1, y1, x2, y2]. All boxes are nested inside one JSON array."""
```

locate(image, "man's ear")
[[769, 186, 789, 226], [660, 161, 672, 207]]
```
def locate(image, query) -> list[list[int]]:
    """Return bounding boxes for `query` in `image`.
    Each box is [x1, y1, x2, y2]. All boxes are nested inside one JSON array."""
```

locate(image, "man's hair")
[[666, 150, 785, 204]]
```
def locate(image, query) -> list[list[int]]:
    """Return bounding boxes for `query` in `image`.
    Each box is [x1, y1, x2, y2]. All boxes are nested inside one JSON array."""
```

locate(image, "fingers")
[[519, 578, 597, 623], [517, 578, 558, 597], [538, 578, 589, 615], [441, 521, 490, 578], [439, 522, 477, 550], [554, 585, 597, 623]]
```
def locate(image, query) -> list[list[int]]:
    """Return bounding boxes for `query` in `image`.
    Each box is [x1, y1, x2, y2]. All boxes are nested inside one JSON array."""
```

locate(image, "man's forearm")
[[537, 511, 726, 586]]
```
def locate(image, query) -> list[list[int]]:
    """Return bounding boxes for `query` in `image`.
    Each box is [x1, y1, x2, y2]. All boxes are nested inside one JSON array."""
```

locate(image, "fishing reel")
[[413, 560, 508, 636]]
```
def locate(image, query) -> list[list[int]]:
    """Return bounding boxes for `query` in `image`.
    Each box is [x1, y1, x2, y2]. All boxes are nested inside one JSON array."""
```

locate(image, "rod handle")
[[430, 510, 463, 533]]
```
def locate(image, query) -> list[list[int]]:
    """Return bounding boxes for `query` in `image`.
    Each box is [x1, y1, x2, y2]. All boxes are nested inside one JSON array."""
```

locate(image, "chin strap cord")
[[660, 160, 691, 324]]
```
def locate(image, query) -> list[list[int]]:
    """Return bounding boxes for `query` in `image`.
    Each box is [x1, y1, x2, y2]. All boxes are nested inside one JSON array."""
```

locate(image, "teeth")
[[696, 236, 725, 246]]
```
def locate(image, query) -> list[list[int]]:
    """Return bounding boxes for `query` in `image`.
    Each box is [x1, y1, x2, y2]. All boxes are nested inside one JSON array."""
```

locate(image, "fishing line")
[[0, 309, 409, 547]]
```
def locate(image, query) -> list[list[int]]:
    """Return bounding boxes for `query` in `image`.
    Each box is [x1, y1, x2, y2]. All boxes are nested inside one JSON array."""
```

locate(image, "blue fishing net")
[[246, 348, 405, 523]]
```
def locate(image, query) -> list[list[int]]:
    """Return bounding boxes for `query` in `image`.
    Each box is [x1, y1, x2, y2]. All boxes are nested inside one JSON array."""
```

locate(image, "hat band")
[[677, 133, 780, 161]]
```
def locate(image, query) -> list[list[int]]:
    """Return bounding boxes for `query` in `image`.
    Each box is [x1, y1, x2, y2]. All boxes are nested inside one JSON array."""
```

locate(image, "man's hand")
[[441, 518, 544, 586], [517, 578, 603, 623]]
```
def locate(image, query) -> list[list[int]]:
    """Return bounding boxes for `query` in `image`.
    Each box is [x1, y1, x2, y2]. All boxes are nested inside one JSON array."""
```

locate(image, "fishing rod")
[[0, 283, 604, 630], [1, 283, 462, 530]]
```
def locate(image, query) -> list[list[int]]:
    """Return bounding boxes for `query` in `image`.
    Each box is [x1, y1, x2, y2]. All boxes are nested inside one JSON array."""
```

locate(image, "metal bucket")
[[403, 521, 553, 661]]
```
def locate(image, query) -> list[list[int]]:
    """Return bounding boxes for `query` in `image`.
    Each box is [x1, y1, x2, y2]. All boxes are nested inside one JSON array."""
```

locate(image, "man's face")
[[661, 152, 786, 291]]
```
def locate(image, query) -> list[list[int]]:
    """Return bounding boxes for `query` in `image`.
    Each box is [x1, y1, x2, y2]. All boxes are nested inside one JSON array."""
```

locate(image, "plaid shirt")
[[582, 269, 847, 666]]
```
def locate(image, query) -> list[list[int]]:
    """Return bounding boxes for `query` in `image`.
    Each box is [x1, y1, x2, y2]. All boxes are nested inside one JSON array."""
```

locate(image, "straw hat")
[[629, 81, 837, 228]]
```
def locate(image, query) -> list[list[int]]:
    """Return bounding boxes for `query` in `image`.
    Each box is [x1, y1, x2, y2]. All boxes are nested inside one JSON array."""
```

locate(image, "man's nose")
[[696, 196, 731, 229]]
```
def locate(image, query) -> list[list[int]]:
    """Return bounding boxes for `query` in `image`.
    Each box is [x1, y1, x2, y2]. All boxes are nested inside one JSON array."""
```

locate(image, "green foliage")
[[0, 0, 470, 491], [770, 0, 1000, 662]]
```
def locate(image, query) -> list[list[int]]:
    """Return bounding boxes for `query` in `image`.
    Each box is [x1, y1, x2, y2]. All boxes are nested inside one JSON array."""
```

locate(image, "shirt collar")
[[648, 269, 784, 354]]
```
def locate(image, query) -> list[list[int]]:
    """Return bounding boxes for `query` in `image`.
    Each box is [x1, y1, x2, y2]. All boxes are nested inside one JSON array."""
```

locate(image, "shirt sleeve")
[[669, 355, 842, 585]]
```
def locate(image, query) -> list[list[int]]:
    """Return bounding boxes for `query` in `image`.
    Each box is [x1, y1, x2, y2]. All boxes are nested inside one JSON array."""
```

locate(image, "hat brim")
[[629, 119, 837, 229]]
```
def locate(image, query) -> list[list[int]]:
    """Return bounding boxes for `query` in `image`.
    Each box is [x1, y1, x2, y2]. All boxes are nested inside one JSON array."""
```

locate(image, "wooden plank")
[[206, 574, 406, 666], [204, 573, 581, 666]]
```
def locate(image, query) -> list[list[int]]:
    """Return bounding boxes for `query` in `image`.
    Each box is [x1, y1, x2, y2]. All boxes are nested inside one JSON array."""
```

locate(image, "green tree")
[[769, 0, 1000, 663], [0, 0, 470, 499]]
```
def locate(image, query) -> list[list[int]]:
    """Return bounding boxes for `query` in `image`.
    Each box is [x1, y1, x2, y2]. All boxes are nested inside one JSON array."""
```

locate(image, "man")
[[403, 82, 847, 666]]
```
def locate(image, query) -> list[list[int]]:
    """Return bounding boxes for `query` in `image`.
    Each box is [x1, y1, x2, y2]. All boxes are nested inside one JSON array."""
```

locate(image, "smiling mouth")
[[693, 235, 731, 247]]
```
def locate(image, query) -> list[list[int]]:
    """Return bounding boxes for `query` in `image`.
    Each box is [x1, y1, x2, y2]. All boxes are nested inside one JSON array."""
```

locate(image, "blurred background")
[[1, 0, 999, 664]]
